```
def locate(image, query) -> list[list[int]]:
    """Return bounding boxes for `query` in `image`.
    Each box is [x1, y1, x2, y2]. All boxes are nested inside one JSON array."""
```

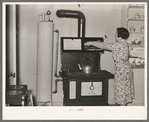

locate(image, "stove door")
[[69, 81, 76, 99], [81, 82, 102, 96], [63, 78, 109, 106]]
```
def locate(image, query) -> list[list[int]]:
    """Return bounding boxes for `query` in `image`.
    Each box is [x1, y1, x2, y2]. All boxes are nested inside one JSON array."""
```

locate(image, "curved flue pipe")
[[56, 9, 86, 38]]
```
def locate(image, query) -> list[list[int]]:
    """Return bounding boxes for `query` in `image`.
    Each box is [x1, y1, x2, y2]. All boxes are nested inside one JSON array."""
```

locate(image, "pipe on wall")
[[12, 5, 17, 85], [52, 79, 63, 94], [56, 9, 86, 38], [54, 29, 61, 78], [7, 5, 17, 85]]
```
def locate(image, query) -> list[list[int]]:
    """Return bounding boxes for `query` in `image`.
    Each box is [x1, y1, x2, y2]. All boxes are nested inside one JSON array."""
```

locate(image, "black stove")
[[60, 70, 114, 106], [56, 9, 114, 106], [59, 37, 114, 106]]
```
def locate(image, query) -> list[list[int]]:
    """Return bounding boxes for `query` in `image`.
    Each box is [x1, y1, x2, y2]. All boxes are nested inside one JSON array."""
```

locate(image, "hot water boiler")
[[36, 11, 59, 106]]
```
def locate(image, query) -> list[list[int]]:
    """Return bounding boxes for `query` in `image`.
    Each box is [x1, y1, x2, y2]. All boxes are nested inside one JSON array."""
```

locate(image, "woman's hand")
[[84, 41, 93, 46], [84, 41, 100, 47]]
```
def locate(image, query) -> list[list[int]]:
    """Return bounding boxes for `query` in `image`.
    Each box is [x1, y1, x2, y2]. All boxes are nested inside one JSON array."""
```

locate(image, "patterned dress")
[[109, 40, 135, 105]]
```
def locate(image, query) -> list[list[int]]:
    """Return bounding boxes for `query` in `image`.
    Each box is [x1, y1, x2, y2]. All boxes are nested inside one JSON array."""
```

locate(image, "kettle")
[[78, 58, 93, 74]]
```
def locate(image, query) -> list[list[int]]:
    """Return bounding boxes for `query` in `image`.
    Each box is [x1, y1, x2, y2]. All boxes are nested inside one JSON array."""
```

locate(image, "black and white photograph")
[[2, 2, 147, 120]]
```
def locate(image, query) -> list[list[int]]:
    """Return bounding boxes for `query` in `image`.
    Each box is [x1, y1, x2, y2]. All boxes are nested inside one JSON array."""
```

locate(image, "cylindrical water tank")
[[37, 21, 54, 105]]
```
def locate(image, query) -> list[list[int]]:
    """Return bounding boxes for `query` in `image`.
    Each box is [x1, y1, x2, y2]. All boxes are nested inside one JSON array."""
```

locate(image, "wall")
[[8, 4, 122, 105]]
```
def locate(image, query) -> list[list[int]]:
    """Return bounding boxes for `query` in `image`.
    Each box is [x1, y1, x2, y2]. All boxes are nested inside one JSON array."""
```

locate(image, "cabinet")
[[125, 4, 145, 106], [127, 4, 145, 68]]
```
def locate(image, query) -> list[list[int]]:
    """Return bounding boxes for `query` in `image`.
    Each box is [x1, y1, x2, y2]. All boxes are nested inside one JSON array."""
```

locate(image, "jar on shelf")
[[140, 59, 145, 65], [135, 13, 140, 19], [129, 27, 136, 32], [140, 15, 144, 19], [140, 37, 144, 45], [135, 58, 141, 65], [140, 26, 144, 32], [129, 58, 135, 64], [134, 38, 141, 45]]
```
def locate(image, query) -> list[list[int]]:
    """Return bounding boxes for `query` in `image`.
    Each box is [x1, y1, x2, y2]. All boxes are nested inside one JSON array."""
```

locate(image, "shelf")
[[129, 44, 144, 49], [129, 32, 144, 34], [128, 18, 144, 21], [127, 4, 145, 55], [128, 5, 144, 9]]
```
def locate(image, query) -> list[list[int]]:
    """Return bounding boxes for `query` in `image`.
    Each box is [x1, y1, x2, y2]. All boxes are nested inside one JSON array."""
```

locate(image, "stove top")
[[60, 70, 114, 79]]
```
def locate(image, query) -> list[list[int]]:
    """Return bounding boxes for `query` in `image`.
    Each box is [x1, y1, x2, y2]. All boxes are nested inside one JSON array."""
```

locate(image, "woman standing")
[[85, 27, 135, 106]]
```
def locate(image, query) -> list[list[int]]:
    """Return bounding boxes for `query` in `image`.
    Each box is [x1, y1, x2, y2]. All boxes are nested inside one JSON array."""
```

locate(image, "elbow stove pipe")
[[56, 9, 86, 38]]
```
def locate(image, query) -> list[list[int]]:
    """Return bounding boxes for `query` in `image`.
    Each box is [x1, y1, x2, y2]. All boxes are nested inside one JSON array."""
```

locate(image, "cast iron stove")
[[60, 37, 114, 106]]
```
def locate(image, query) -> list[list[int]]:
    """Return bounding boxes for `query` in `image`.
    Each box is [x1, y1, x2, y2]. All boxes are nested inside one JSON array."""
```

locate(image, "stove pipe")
[[56, 9, 86, 38]]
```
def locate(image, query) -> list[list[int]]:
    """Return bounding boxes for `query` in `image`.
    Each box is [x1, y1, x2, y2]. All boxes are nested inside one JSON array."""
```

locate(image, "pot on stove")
[[78, 58, 93, 74]]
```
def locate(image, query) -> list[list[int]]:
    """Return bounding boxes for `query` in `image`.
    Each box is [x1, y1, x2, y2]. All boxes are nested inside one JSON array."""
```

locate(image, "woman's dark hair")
[[117, 27, 129, 39]]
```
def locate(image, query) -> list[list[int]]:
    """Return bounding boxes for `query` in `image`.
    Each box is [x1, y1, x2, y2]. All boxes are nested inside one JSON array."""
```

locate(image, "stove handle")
[[67, 66, 71, 75], [89, 80, 95, 90]]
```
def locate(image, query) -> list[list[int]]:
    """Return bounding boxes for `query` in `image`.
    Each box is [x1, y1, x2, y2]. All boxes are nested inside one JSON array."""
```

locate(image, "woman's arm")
[[84, 41, 113, 51]]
